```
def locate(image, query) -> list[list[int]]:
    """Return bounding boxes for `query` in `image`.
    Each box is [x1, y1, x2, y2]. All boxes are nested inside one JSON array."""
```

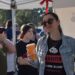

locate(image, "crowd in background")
[[0, 12, 75, 75], [0, 19, 43, 75]]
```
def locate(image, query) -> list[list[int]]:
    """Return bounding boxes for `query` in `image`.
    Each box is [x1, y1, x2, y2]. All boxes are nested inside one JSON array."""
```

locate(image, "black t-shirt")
[[44, 37, 66, 75], [16, 40, 38, 75]]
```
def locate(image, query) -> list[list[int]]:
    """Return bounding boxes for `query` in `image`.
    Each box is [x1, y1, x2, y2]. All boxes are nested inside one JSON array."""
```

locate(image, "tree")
[[0, 9, 7, 26]]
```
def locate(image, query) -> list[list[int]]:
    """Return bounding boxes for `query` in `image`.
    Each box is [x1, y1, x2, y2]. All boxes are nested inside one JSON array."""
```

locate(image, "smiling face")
[[42, 13, 60, 33]]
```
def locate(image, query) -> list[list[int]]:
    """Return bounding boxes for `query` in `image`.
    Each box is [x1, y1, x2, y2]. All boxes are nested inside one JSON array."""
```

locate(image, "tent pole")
[[12, 8, 16, 44], [11, 0, 16, 44]]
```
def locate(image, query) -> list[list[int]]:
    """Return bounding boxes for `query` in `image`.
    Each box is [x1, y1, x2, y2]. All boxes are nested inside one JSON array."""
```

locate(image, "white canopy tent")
[[0, 0, 75, 9], [0, 0, 75, 43], [55, 7, 75, 38]]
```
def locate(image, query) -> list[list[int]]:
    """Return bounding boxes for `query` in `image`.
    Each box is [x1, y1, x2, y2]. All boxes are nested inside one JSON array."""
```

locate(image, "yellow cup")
[[26, 43, 37, 61]]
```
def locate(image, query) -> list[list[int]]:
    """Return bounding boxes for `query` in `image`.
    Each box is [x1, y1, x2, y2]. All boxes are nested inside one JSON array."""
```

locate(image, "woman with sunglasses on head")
[[16, 24, 38, 75], [0, 27, 16, 75], [36, 12, 75, 75]]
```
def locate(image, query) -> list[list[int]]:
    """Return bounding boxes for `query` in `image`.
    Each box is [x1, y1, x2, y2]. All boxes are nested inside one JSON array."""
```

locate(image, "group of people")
[[0, 12, 75, 75]]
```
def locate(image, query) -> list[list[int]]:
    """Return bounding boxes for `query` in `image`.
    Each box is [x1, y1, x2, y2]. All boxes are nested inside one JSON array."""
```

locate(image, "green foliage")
[[16, 10, 33, 26], [0, 7, 53, 27], [37, 7, 53, 16], [0, 9, 7, 26], [16, 9, 41, 27]]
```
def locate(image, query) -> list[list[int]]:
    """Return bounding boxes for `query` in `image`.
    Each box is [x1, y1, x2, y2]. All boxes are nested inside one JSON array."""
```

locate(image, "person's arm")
[[3, 39, 16, 53], [16, 42, 30, 65], [17, 56, 31, 65], [0, 32, 16, 53], [16, 42, 38, 67]]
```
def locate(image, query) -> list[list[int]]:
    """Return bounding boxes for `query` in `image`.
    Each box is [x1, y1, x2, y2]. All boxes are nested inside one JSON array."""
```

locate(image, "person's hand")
[[24, 57, 32, 65], [17, 57, 31, 65]]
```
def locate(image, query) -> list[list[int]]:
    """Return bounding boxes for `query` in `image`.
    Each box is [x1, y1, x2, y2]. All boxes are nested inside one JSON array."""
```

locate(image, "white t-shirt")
[[7, 53, 15, 72]]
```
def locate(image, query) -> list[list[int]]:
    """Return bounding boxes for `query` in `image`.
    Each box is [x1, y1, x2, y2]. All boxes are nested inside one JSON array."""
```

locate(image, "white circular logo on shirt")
[[49, 47, 58, 54]]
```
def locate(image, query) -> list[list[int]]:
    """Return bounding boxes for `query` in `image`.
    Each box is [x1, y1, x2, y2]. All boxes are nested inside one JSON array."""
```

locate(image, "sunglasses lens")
[[42, 18, 54, 27], [0, 28, 5, 33]]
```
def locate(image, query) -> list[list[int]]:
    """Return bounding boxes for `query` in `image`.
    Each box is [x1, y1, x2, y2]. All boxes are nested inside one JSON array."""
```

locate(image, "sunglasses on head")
[[42, 18, 54, 27], [0, 28, 6, 34]]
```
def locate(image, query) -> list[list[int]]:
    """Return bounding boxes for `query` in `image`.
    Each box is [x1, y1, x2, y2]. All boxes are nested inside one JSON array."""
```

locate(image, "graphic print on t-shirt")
[[44, 37, 66, 75], [49, 47, 58, 54], [45, 46, 66, 75], [45, 46, 63, 67], [46, 47, 62, 64]]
